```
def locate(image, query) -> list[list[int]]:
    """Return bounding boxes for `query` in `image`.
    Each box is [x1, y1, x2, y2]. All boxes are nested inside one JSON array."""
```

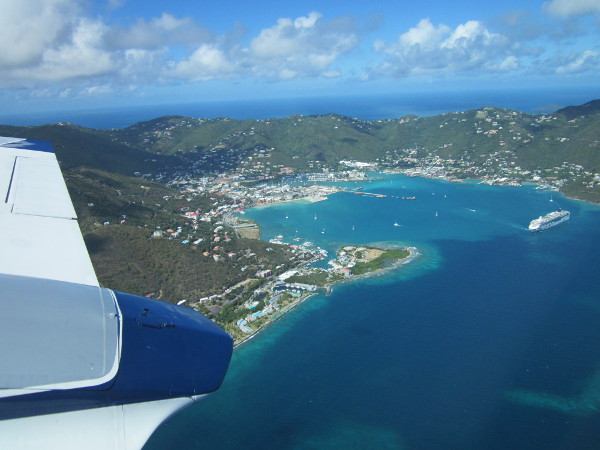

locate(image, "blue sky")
[[1, 0, 599, 115]]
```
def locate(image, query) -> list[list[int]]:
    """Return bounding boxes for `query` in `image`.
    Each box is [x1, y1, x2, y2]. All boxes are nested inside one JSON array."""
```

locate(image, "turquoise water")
[[146, 175, 600, 449]]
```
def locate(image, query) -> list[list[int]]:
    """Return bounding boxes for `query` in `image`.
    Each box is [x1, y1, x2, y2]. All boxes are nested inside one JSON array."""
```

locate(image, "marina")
[[148, 174, 600, 450]]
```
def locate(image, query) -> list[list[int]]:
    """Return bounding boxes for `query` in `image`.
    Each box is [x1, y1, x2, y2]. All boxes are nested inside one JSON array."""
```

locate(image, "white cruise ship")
[[528, 209, 570, 232]]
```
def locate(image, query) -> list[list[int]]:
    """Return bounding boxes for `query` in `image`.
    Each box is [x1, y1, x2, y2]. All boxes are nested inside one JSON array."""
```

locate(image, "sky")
[[1, 0, 600, 115]]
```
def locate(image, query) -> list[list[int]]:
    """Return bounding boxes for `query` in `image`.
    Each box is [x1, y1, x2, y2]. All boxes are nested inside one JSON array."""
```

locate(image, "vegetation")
[[286, 269, 344, 286], [1, 98, 599, 329], [351, 249, 410, 276], [2, 99, 599, 185], [59, 167, 295, 319]]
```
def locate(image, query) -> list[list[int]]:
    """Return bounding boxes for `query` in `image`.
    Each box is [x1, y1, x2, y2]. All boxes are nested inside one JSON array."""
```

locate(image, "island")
[[4, 100, 598, 348], [227, 244, 418, 346]]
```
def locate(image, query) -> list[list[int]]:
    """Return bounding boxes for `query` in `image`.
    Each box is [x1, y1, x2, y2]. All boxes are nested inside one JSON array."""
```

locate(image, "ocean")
[[1, 87, 598, 129], [145, 175, 600, 449]]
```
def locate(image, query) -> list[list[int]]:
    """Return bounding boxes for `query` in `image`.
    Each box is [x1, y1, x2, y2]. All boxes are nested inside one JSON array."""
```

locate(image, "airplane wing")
[[0, 137, 233, 449]]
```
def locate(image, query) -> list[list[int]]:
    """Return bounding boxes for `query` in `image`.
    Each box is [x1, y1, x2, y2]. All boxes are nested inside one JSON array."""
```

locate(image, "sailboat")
[[314, 213, 317, 220], [352, 224, 355, 231]]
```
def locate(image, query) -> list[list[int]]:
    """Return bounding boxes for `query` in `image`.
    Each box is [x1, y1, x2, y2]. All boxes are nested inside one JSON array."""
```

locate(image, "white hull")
[[528, 210, 570, 232]]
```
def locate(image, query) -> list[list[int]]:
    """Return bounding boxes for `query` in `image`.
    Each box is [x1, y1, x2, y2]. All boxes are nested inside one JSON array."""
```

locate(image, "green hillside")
[[63, 167, 295, 325], [4, 100, 598, 180], [1, 98, 599, 319]]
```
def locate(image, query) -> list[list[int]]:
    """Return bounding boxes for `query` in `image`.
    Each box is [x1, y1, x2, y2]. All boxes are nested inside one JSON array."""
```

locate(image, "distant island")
[[0, 99, 598, 335]]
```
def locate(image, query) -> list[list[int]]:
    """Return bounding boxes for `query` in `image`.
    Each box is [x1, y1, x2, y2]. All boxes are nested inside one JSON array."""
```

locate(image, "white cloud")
[[0, 0, 81, 68], [1, 17, 115, 88], [85, 84, 114, 95], [59, 88, 73, 98], [555, 50, 599, 73], [38, 18, 115, 80], [486, 55, 520, 72], [168, 44, 238, 81], [247, 12, 359, 79], [543, 0, 600, 17], [0, 6, 361, 91], [398, 18, 450, 50], [322, 70, 342, 78], [373, 18, 514, 76], [108, 13, 212, 50], [168, 12, 360, 82], [1, 4, 597, 100]]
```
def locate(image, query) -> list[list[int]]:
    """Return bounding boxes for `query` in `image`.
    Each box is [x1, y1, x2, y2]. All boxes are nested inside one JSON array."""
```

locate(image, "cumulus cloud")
[[168, 12, 361, 81], [0, 0, 81, 68], [0, 3, 597, 98], [247, 12, 359, 79], [0, 6, 360, 92], [38, 19, 115, 80], [555, 50, 599, 73], [373, 18, 514, 77], [107, 13, 213, 50], [1, 16, 116, 87], [168, 44, 238, 81], [543, 0, 600, 17]]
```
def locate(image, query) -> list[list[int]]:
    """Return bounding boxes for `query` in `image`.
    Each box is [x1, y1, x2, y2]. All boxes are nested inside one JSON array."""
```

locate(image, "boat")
[[528, 209, 570, 232]]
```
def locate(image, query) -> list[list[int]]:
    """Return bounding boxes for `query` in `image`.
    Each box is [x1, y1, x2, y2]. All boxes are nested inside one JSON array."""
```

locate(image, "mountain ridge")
[[1, 99, 599, 327]]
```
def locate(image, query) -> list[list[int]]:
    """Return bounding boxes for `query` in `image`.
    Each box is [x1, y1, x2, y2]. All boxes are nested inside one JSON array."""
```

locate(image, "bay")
[[145, 175, 600, 449]]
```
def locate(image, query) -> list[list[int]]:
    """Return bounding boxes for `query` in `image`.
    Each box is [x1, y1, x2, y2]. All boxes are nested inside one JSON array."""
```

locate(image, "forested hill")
[[109, 99, 600, 173], [2, 99, 599, 177], [1, 99, 599, 322]]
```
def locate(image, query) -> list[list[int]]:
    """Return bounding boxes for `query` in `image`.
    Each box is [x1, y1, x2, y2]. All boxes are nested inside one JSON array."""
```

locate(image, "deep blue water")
[[146, 175, 600, 449], [1, 87, 598, 129]]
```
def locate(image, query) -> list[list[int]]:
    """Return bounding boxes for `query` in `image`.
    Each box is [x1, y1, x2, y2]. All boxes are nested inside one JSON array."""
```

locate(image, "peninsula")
[[229, 244, 418, 346], [0, 98, 598, 340]]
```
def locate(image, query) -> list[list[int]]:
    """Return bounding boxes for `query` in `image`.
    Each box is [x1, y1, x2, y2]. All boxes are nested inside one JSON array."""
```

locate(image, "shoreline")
[[234, 290, 318, 349], [232, 245, 419, 348], [385, 170, 600, 206], [227, 172, 589, 349]]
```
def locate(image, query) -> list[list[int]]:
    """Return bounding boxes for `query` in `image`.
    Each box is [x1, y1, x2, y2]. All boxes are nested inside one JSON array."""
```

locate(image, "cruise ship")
[[528, 209, 570, 232]]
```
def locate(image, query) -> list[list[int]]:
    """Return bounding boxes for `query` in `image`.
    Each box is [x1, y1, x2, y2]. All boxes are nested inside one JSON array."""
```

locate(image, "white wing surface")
[[0, 137, 233, 449], [0, 137, 97, 286]]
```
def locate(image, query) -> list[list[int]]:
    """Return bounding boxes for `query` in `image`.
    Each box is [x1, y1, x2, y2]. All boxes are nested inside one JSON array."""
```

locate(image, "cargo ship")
[[528, 209, 570, 232]]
